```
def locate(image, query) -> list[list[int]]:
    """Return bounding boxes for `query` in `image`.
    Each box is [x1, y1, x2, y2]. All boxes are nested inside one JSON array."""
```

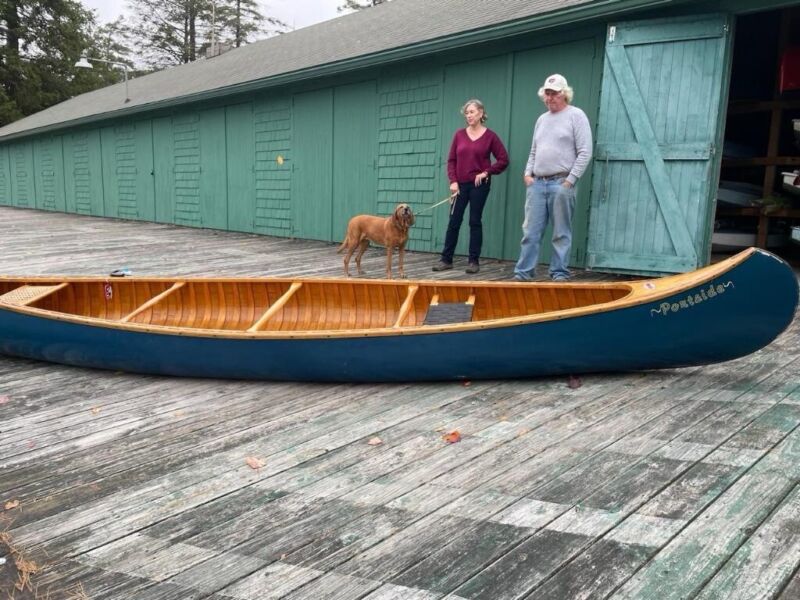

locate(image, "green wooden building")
[[0, 0, 797, 274]]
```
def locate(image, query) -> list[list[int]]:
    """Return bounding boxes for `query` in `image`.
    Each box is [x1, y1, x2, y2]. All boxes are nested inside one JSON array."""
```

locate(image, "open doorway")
[[715, 7, 800, 264]]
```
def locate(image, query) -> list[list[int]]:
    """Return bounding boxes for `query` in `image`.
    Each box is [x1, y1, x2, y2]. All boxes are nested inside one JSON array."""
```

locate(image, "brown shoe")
[[432, 261, 453, 272], [465, 262, 480, 274]]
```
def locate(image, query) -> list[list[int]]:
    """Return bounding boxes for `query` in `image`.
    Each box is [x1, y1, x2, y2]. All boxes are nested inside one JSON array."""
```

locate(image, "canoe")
[[0, 248, 796, 382]]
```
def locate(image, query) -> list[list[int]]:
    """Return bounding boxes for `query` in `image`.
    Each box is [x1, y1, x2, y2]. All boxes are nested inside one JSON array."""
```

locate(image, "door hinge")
[[608, 26, 616, 43], [709, 144, 716, 156], [723, 23, 730, 34]]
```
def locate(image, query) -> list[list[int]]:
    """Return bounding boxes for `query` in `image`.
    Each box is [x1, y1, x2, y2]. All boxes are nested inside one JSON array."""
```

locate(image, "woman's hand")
[[474, 171, 489, 186], [449, 182, 459, 194], [523, 175, 534, 186], [562, 180, 573, 189]]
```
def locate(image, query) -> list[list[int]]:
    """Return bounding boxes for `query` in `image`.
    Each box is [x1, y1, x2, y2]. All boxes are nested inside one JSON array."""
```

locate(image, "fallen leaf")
[[442, 430, 461, 444], [26, 441, 35, 449], [245, 456, 265, 470], [90, 406, 102, 415], [567, 375, 582, 389], [463, 381, 472, 387], [0, 395, 10, 405], [367, 437, 383, 446], [4, 499, 19, 510]]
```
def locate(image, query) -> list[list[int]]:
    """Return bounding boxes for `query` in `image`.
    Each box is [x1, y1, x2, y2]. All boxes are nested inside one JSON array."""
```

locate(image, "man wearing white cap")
[[513, 74, 592, 281]]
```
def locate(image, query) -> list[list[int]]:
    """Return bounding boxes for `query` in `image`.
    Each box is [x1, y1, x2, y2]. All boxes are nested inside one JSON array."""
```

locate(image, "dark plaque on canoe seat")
[[423, 302, 474, 326]]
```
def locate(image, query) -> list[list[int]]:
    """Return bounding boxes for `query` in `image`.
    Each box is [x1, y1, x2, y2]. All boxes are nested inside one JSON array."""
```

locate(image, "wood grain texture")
[[0, 206, 797, 600]]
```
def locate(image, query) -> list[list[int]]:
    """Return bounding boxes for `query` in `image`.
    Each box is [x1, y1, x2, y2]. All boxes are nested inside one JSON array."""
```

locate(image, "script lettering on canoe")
[[650, 281, 735, 317]]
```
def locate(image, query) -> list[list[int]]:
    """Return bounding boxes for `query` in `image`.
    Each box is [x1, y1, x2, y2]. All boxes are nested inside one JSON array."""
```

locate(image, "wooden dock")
[[1, 206, 798, 599]]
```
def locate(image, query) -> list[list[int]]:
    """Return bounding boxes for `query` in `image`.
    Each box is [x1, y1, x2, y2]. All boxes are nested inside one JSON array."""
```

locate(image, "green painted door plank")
[[0, 146, 10, 206], [332, 81, 378, 241], [33, 135, 65, 212], [63, 130, 104, 216], [134, 120, 156, 221], [613, 14, 728, 45], [198, 108, 228, 229], [152, 116, 175, 224], [292, 88, 333, 241], [226, 102, 256, 233], [10, 141, 35, 208], [439, 55, 510, 261], [505, 37, 601, 264], [605, 42, 697, 262], [596, 142, 712, 161]]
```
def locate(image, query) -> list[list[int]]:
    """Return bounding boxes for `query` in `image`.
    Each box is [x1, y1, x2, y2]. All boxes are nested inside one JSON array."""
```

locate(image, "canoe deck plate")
[[423, 302, 474, 326], [0, 285, 63, 306]]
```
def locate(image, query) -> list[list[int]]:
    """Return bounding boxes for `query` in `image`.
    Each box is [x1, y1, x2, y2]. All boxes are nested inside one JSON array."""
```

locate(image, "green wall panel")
[[64, 130, 104, 216], [10, 141, 35, 208], [226, 102, 256, 233], [0, 146, 12, 206], [377, 69, 441, 252], [199, 108, 227, 229], [292, 88, 333, 241], [100, 122, 155, 221], [253, 97, 292, 235], [33, 135, 66, 212], [152, 116, 176, 224], [332, 80, 378, 239], [505, 37, 601, 264], [437, 55, 511, 261]]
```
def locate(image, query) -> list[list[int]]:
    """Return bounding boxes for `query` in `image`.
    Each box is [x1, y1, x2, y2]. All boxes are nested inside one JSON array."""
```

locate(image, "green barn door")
[[152, 117, 175, 224], [227, 103, 256, 233], [587, 14, 732, 275], [332, 81, 377, 239], [293, 89, 333, 241], [34, 136, 66, 212], [199, 108, 227, 229], [438, 56, 510, 260], [10, 141, 35, 208], [64, 130, 104, 216]]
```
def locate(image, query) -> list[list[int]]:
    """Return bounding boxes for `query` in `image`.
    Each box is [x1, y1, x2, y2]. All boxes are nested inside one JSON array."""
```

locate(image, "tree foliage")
[[128, 0, 287, 68], [0, 0, 122, 126], [337, 0, 389, 13]]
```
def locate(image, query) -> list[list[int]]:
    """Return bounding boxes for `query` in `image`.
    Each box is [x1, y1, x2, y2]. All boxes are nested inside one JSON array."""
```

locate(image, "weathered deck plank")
[[1, 206, 799, 599]]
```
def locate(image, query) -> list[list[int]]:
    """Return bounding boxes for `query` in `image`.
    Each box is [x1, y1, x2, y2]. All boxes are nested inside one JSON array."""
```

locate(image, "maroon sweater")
[[447, 128, 509, 184]]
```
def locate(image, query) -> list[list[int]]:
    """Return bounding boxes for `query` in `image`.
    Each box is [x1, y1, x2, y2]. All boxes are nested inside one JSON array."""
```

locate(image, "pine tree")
[[0, 0, 109, 126]]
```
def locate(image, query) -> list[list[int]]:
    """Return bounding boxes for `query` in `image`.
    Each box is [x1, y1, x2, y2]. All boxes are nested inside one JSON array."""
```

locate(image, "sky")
[[80, 0, 342, 31]]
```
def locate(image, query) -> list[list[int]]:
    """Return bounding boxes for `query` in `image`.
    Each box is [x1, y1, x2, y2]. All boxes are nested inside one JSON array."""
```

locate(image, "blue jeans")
[[513, 177, 575, 280], [440, 181, 490, 264]]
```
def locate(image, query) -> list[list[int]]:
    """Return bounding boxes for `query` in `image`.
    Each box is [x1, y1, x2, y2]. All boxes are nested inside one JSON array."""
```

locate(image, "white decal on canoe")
[[650, 281, 734, 317]]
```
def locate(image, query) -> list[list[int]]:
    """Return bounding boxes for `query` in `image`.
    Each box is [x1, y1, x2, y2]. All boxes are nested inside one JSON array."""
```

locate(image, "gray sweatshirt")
[[524, 105, 593, 186]]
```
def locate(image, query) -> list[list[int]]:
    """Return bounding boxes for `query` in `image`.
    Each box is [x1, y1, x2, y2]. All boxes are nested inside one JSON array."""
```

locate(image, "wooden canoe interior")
[[0, 279, 632, 331]]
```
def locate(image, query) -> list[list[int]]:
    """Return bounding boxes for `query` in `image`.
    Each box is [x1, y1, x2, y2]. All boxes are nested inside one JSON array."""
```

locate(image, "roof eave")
[[0, 0, 678, 142]]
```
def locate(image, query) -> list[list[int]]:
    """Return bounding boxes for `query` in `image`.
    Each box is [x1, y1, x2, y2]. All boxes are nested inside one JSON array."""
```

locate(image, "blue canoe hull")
[[0, 249, 796, 382]]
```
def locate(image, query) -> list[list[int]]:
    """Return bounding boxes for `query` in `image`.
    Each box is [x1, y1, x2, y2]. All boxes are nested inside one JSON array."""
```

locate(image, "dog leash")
[[418, 192, 458, 214]]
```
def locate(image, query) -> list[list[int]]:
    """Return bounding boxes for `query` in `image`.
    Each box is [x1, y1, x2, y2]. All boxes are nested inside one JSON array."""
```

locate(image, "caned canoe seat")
[[0, 284, 68, 306], [423, 293, 475, 326]]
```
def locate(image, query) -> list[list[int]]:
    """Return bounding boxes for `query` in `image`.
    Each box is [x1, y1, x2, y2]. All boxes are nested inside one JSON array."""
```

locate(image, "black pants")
[[440, 180, 490, 264]]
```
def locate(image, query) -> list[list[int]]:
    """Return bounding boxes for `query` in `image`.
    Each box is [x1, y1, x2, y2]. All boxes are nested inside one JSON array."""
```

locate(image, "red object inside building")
[[780, 46, 800, 92]]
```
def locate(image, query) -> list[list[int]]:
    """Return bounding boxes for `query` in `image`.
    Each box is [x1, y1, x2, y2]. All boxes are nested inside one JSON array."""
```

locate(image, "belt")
[[535, 172, 569, 181]]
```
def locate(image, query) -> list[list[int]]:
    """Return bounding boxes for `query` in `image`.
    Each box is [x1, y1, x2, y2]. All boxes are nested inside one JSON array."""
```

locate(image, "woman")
[[433, 99, 509, 274]]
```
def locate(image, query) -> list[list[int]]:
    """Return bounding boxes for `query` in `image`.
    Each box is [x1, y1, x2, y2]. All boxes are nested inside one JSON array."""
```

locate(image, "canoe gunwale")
[[0, 248, 765, 340]]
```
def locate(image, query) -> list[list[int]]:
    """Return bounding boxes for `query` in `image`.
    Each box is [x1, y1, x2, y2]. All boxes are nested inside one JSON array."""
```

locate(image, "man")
[[513, 74, 592, 282]]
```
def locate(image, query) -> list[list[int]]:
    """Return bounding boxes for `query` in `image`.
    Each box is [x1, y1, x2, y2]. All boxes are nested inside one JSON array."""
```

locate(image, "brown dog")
[[337, 203, 415, 279]]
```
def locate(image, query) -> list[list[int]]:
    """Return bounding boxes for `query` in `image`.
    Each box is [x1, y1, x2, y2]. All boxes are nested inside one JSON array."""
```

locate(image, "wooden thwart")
[[248, 282, 303, 332], [120, 282, 186, 323]]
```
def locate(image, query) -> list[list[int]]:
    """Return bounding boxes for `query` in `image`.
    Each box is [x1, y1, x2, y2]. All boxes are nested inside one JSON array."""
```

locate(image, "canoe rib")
[[0, 283, 69, 306], [120, 282, 185, 323], [248, 282, 303, 332]]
